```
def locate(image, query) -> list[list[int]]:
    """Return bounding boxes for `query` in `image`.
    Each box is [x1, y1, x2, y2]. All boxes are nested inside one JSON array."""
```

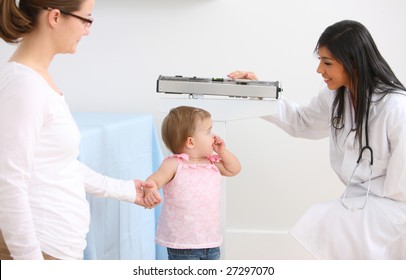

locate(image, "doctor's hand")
[[227, 70, 258, 81]]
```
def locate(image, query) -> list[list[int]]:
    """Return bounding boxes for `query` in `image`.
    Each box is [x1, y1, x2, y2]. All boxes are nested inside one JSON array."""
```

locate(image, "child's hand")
[[213, 135, 226, 155], [142, 181, 161, 208]]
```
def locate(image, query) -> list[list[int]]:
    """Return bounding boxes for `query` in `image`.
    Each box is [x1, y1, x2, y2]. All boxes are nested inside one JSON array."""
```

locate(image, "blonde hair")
[[0, 0, 85, 43], [161, 106, 211, 154]]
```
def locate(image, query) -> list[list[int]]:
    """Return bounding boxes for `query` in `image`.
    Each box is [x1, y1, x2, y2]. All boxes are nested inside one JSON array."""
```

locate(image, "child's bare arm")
[[143, 158, 178, 207]]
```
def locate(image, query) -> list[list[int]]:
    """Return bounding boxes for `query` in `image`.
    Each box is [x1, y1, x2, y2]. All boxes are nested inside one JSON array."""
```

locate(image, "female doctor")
[[229, 20, 406, 259]]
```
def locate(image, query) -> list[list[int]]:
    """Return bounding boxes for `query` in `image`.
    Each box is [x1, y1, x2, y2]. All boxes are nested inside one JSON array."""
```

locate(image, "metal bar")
[[157, 75, 282, 99]]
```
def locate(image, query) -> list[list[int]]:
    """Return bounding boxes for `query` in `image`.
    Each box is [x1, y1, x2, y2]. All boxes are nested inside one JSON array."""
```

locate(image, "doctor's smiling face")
[[316, 46, 350, 91]]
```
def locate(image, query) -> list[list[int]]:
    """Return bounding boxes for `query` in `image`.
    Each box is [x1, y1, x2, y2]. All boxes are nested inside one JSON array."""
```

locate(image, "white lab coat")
[[261, 87, 406, 259]]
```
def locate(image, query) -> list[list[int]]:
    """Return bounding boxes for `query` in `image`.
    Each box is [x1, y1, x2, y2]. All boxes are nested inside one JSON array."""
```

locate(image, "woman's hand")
[[227, 70, 258, 81]]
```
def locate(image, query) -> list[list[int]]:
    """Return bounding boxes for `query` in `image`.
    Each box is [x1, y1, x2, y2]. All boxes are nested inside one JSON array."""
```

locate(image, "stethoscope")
[[340, 98, 373, 211]]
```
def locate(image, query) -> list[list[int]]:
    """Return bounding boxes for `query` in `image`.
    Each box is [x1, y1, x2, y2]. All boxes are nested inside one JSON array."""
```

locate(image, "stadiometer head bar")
[[156, 75, 282, 99]]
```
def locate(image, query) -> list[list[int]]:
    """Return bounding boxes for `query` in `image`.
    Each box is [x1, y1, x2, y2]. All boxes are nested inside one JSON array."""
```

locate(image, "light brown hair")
[[161, 106, 211, 154]]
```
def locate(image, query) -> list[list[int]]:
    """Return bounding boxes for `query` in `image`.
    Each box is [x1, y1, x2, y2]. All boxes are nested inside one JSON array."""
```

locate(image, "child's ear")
[[185, 137, 194, 149]]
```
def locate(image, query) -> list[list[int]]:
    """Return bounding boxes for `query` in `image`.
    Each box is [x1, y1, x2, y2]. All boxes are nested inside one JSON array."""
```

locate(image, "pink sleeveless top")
[[155, 153, 223, 249]]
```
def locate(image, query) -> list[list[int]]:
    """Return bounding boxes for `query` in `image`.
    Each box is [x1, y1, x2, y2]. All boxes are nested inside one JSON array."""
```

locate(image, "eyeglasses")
[[60, 10, 93, 28], [44, 7, 93, 28]]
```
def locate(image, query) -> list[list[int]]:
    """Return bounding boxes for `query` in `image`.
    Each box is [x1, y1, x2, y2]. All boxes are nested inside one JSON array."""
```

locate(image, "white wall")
[[1, 0, 405, 259]]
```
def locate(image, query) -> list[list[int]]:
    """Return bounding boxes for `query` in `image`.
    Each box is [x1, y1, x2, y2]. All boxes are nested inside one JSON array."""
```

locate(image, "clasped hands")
[[134, 180, 161, 209]]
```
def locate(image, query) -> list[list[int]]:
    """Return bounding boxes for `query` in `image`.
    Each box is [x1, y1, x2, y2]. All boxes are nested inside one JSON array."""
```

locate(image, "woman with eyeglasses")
[[0, 0, 159, 260], [228, 20, 406, 259]]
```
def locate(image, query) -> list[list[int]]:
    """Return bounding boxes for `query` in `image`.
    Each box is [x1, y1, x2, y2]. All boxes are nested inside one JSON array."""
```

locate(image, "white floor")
[[224, 230, 314, 260]]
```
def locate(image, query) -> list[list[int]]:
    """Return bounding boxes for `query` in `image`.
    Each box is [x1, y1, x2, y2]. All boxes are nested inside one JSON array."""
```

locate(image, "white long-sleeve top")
[[262, 87, 406, 201], [0, 62, 136, 260]]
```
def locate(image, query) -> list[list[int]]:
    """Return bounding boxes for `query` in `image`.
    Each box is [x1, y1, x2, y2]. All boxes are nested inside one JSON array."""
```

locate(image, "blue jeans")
[[167, 247, 220, 260]]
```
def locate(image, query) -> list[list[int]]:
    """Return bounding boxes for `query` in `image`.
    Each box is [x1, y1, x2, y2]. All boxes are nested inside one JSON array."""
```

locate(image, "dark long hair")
[[316, 20, 405, 148]]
